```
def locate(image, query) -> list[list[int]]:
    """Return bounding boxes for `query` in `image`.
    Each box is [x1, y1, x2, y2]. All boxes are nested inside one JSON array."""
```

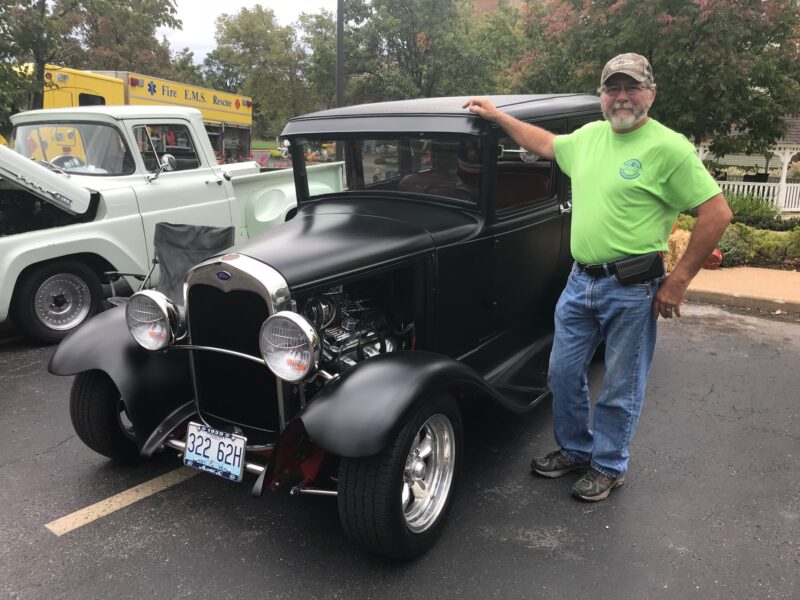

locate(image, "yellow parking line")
[[45, 467, 198, 536]]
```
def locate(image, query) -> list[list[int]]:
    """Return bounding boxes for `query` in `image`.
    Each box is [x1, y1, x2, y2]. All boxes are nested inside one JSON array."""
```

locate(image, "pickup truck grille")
[[187, 283, 281, 445]]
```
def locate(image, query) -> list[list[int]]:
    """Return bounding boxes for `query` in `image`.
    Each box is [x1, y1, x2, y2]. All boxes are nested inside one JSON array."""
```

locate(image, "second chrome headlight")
[[259, 311, 320, 382], [125, 290, 180, 351]]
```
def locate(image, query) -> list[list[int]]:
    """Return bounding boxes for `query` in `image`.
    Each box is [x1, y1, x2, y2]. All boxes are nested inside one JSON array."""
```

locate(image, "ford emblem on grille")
[[216, 271, 232, 281]]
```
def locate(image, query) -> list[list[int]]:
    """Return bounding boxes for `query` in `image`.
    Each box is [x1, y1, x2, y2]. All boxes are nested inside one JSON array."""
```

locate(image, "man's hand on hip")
[[655, 274, 688, 319]]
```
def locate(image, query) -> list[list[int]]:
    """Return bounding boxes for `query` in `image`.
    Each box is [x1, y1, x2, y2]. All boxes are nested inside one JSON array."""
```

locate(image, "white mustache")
[[612, 102, 635, 111]]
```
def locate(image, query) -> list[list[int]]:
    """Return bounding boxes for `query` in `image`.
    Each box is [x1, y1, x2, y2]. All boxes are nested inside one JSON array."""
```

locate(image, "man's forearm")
[[494, 113, 556, 161]]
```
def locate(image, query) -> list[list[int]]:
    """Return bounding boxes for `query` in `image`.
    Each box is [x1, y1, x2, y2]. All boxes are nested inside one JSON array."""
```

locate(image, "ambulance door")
[[128, 120, 233, 259]]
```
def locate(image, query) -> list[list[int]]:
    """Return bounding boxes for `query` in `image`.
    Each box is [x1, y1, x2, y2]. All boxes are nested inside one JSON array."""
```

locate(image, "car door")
[[488, 118, 567, 338], [126, 120, 234, 260]]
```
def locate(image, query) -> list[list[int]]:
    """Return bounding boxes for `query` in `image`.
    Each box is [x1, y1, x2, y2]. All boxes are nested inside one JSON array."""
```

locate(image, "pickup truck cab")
[[0, 105, 342, 343]]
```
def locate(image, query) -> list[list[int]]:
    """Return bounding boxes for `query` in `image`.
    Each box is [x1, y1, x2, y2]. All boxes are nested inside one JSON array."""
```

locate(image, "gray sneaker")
[[531, 450, 590, 478], [571, 469, 625, 501]]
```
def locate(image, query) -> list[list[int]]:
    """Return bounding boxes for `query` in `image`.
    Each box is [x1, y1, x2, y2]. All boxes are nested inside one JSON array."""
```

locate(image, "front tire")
[[70, 371, 141, 463], [11, 259, 103, 345], [337, 396, 462, 560]]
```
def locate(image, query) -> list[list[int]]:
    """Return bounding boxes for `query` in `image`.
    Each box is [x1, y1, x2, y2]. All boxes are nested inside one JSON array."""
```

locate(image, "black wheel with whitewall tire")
[[337, 395, 462, 560], [11, 259, 103, 345], [70, 371, 141, 463]]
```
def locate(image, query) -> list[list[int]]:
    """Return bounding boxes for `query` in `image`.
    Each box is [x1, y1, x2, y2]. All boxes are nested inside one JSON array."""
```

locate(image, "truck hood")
[[238, 197, 481, 289], [0, 145, 92, 215]]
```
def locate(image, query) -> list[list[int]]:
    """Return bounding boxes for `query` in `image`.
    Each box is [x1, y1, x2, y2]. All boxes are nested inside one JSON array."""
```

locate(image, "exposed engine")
[[302, 286, 413, 371]]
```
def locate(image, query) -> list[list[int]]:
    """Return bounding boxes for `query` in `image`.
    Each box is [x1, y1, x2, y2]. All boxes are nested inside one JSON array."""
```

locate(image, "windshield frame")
[[10, 119, 136, 177]]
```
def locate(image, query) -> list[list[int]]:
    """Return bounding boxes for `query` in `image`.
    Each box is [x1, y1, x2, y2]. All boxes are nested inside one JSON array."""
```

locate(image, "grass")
[[251, 139, 278, 151]]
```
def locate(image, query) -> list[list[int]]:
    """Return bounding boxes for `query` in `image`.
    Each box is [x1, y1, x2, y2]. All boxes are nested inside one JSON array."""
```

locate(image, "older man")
[[464, 53, 732, 501]]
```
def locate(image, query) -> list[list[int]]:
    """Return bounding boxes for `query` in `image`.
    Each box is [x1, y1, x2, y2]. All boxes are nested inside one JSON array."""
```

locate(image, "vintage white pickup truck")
[[0, 105, 342, 343]]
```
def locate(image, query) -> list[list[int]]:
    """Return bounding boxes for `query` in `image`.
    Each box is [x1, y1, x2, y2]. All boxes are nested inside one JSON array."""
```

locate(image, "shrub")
[[717, 223, 800, 269], [677, 213, 696, 231]]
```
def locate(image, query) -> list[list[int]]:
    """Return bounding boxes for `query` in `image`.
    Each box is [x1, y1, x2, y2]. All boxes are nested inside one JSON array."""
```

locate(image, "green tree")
[[169, 47, 204, 86], [298, 9, 337, 109], [56, 0, 180, 76], [209, 6, 314, 136], [514, 0, 800, 155]]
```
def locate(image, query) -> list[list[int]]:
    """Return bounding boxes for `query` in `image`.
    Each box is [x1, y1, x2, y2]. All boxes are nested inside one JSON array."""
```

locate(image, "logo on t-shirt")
[[620, 159, 642, 180]]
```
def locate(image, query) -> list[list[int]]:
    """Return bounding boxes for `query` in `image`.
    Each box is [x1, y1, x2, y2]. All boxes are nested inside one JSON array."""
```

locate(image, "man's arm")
[[655, 193, 733, 318], [463, 98, 556, 160]]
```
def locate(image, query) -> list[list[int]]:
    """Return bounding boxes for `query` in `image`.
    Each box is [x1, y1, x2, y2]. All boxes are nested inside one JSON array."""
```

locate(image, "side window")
[[133, 124, 200, 172], [78, 93, 105, 106], [495, 123, 560, 213]]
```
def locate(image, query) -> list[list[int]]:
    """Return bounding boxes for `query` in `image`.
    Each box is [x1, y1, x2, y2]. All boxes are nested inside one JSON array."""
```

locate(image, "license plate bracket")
[[183, 421, 246, 482]]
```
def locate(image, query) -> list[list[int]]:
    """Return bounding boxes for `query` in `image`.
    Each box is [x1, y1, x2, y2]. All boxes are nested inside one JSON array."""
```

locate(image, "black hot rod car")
[[49, 94, 602, 559]]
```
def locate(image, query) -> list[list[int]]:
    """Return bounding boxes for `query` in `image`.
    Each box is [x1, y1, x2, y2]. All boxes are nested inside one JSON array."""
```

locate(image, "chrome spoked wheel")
[[402, 414, 456, 533], [34, 273, 92, 330]]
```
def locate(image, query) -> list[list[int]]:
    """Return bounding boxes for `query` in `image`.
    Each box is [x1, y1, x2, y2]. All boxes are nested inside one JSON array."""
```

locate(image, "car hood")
[[0, 145, 93, 215], [238, 197, 482, 289]]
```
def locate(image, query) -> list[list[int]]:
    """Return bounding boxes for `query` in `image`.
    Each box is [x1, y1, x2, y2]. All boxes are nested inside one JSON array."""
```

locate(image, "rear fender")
[[48, 307, 193, 449], [298, 351, 499, 458]]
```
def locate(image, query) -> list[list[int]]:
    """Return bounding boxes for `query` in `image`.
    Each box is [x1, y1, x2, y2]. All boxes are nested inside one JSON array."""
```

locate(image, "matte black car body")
[[50, 94, 602, 559]]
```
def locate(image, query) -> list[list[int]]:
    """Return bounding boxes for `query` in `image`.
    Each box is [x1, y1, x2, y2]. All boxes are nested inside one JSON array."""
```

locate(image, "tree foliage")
[[206, 6, 313, 137], [0, 0, 180, 133], [513, 0, 800, 155], [55, 0, 180, 76]]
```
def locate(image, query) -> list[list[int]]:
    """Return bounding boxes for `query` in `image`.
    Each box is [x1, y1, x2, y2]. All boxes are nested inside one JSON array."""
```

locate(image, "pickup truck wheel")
[[337, 396, 462, 560], [70, 371, 141, 463], [11, 259, 103, 344]]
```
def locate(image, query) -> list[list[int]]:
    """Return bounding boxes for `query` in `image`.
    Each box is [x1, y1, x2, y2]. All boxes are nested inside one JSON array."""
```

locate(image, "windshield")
[[295, 134, 483, 207], [10, 122, 134, 176]]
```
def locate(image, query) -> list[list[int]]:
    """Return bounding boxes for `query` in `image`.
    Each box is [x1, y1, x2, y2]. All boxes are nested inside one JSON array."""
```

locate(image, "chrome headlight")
[[125, 290, 180, 351], [259, 311, 320, 382]]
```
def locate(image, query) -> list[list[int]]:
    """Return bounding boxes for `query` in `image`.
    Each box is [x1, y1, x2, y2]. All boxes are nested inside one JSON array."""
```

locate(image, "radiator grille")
[[187, 284, 280, 444]]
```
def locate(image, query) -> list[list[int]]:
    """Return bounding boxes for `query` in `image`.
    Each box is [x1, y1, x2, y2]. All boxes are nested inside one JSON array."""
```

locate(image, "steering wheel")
[[50, 155, 86, 169]]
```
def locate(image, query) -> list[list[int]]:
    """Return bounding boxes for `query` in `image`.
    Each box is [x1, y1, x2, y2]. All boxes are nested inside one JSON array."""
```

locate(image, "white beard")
[[603, 101, 648, 129]]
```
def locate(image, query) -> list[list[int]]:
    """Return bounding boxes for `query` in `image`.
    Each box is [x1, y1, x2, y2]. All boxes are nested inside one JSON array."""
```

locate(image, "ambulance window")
[[78, 93, 105, 106]]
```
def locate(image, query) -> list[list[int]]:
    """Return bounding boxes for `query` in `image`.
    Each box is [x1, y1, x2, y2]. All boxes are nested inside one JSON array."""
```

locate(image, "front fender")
[[298, 351, 499, 458], [48, 307, 193, 450]]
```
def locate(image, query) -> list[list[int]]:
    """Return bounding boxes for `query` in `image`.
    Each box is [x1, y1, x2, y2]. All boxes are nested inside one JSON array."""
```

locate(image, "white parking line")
[[45, 467, 198, 536]]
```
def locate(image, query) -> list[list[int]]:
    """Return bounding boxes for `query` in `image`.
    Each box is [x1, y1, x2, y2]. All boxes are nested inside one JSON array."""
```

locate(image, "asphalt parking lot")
[[1, 303, 798, 600]]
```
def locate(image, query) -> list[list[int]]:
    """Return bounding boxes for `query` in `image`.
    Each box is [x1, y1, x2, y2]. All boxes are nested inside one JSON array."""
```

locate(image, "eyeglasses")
[[601, 83, 648, 96]]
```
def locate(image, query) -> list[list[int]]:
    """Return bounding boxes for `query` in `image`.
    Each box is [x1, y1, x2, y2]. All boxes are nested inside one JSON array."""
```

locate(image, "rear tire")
[[11, 259, 103, 345], [337, 396, 462, 560], [70, 371, 141, 463]]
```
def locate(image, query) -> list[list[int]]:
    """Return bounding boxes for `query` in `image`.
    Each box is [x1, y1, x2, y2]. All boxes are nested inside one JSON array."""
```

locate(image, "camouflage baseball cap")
[[601, 53, 654, 85]]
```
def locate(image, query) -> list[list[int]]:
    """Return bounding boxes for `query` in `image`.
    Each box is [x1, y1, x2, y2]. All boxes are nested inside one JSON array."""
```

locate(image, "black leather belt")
[[576, 261, 617, 277]]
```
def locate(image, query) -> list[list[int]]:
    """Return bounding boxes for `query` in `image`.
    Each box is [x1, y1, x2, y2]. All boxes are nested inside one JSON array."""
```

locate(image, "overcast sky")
[[158, 0, 339, 63]]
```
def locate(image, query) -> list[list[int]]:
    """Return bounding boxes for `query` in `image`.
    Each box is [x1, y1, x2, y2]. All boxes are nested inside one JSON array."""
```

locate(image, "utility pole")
[[336, 0, 344, 107]]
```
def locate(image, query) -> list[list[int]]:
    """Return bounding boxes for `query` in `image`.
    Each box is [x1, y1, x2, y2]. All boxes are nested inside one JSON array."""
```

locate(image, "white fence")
[[717, 181, 800, 213]]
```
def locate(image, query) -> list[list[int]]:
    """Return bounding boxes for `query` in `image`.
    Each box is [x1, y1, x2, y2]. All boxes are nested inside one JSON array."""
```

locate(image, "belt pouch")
[[614, 252, 665, 284]]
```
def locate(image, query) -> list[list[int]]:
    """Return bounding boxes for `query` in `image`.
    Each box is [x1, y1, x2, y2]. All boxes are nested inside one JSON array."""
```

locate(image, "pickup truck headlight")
[[259, 311, 320, 382], [126, 290, 180, 351]]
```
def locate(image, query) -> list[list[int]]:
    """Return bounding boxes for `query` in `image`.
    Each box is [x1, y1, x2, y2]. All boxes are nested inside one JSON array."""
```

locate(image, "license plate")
[[183, 422, 246, 482]]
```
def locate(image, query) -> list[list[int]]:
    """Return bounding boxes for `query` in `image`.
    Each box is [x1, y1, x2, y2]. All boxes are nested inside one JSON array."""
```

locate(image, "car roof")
[[282, 94, 601, 136], [11, 105, 203, 123]]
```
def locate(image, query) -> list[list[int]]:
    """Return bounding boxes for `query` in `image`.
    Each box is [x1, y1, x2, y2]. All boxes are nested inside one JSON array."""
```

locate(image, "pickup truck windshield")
[[11, 122, 134, 176], [297, 135, 482, 206]]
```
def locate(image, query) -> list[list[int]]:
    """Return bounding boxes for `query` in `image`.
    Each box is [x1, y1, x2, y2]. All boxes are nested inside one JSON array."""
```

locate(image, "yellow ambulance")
[[40, 65, 253, 163]]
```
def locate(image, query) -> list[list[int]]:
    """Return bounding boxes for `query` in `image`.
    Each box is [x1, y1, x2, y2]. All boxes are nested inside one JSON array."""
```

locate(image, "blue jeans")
[[547, 263, 660, 478]]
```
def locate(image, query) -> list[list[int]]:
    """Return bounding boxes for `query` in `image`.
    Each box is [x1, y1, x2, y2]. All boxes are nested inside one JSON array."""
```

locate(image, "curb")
[[686, 289, 800, 314]]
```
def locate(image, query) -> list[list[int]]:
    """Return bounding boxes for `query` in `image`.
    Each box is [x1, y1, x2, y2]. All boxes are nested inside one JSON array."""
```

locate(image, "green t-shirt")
[[553, 118, 720, 265]]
